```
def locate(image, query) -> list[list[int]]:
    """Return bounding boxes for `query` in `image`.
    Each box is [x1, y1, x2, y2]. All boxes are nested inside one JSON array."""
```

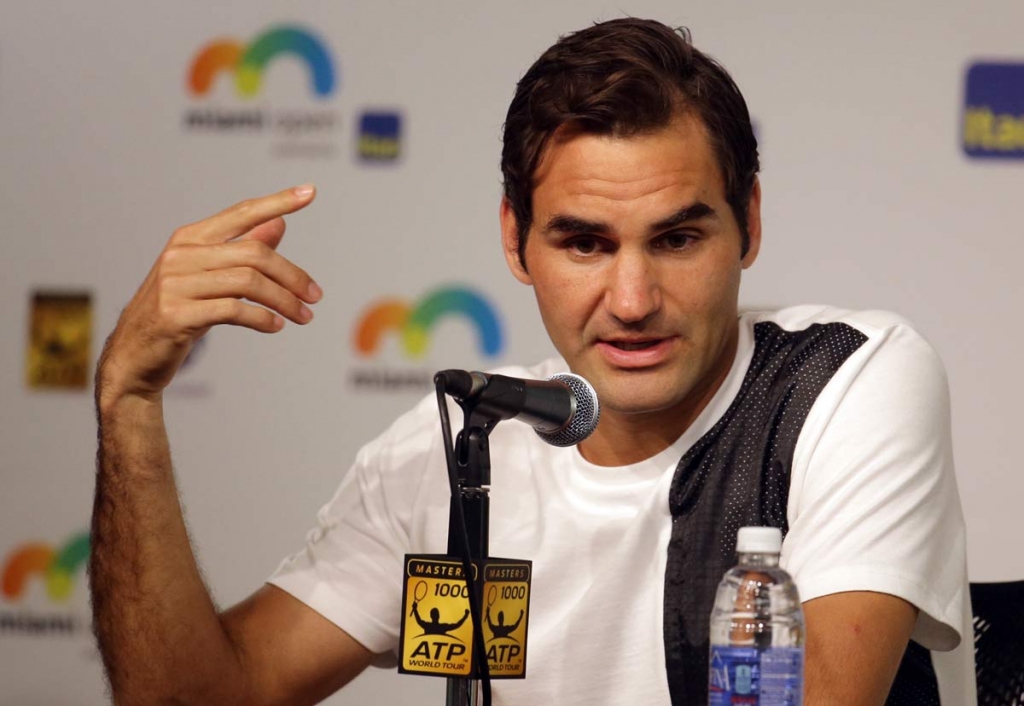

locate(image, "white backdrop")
[[1, 1, 1021, 703]]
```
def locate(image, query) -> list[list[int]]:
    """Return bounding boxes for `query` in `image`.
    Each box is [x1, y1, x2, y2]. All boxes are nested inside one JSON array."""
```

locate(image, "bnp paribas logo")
[[183, 25, 340, 157], [350, 285, 505, 391], [962, 62, 1024, 159], [1, 532, 90, 636]]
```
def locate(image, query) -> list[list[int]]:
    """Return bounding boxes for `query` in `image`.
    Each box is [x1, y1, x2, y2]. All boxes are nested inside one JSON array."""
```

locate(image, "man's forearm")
[[90, 393, 247, 705], [802, 592, 917, 705], [87, 185, 322, 705]]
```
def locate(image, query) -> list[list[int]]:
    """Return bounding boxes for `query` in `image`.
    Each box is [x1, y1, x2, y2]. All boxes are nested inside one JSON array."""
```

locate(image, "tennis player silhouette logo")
[[485, 606, 524, 641], [410, 582, 469, 638], [484, 585, 524, 642]]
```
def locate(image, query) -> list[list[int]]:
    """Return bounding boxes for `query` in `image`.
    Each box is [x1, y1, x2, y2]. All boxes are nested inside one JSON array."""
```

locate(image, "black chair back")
[[971, 581, 1024, 706]]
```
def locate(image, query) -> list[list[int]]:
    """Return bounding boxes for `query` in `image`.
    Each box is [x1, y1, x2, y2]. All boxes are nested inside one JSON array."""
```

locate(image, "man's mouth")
[[596, 336, 676, 369], [607, 340, 662, 351]]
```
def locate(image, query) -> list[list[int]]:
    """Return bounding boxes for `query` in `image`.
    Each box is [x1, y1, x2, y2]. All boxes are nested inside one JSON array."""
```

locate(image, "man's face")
[[501, 113, 760, 447]]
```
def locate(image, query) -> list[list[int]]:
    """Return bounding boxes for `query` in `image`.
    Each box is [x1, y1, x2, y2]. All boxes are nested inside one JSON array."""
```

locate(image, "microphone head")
[[535, 373, 600, 447]]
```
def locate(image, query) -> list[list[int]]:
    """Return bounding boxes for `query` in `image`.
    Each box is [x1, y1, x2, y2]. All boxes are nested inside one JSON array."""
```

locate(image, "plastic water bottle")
[[708, 527, 805, 705]]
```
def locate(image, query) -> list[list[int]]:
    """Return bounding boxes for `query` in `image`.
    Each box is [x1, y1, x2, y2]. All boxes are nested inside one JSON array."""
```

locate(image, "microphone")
[[434, 370, 600, 447]]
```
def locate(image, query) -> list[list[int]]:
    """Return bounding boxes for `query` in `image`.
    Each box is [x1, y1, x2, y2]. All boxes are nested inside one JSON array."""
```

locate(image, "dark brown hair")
[[501, 18, 760, 267]]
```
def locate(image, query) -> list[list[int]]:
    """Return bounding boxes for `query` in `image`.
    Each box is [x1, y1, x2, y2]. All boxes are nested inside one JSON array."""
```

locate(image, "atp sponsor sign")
[[963, 62, 1024, 159], [398, 557, 531, 678], [26, 290, 92, 391], [1, 532, 90, 636], [350, 285, 504, 391]]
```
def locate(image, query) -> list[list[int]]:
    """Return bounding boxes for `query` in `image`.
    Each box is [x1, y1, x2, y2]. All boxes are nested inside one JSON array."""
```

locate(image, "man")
[[90, 18, 972, 705]]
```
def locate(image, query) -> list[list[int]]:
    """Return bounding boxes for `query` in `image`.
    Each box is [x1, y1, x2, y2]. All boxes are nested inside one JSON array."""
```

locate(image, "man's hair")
[[501, 18, 760, 268]]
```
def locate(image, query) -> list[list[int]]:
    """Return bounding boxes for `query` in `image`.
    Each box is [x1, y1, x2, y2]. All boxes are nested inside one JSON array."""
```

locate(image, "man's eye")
[[658, 232, 695, 250], [567, 237, 600, 255]]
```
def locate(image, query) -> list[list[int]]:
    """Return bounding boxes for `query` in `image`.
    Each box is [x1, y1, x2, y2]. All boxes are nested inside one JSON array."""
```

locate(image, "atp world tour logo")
[[350, 285, 505, 391], [182, 24, 340, 155]]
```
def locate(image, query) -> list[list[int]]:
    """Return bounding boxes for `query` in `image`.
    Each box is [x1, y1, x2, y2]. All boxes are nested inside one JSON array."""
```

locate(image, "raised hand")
[[96, 184, 322, 407], [90, 186, 377, 704]]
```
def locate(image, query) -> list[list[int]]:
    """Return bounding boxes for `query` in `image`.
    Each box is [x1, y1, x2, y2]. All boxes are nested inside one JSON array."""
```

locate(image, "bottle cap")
[[736, 526, 782, 554]]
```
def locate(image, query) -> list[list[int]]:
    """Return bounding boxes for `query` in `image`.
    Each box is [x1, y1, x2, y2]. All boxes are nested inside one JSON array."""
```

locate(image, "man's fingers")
[[171, 269, 314, 325], [160, 239, 322, 305], [179, 298, 286, 334], [102, 187, 317, 400], [238, 216, 287, 250], [173, 184, 315, 245]]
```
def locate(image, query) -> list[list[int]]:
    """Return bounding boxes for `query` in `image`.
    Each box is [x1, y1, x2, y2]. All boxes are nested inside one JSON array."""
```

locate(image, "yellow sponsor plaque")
[[26, 291, 92, 390], [482, 562, 531, 678], [398, 556, 532, 679], [399, 557, 476, 677]]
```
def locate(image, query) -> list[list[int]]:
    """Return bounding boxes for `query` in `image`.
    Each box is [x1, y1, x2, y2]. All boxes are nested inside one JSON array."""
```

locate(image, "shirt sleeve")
[[267, 399, 440, 657], [782, 319, 967, 652]]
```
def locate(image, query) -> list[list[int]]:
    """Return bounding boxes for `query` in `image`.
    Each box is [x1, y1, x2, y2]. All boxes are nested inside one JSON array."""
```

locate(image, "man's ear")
[[500, 199, 533, 285], [741, 177, 762, 269]]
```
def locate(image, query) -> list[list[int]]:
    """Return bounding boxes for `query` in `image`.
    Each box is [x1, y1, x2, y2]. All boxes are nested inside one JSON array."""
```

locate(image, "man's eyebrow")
[[542, 202, 717, 237], [543, 214, 611, 235], [649, 202, 716, 232]]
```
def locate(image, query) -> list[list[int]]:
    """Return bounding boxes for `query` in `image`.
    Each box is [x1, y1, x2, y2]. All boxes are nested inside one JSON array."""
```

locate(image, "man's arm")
[[782, 316, 968, 702], [90, 186, 373, 705], [450, 609, 471, 631], [411, 601, 427, 629], [803, 591, 918, 705]]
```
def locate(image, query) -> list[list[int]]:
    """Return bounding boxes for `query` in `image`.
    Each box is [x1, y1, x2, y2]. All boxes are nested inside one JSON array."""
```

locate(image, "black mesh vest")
[[662, 320, 940, 705]]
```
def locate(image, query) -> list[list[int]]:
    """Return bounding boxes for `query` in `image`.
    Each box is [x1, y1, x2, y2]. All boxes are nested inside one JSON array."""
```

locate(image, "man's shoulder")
[[741, 304, 915, 337], [740, 304, 946, 383]]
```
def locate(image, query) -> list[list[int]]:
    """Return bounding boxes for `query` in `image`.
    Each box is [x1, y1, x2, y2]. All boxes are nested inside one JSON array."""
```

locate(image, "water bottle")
[[708, 527, 805, 705]]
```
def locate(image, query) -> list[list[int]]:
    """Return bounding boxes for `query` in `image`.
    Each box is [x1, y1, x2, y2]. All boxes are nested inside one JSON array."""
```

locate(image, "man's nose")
[[604, 251, 662, 324]]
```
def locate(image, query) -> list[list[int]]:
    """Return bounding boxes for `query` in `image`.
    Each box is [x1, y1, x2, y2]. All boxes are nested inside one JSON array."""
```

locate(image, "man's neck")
[[577, 324, 741, 468]]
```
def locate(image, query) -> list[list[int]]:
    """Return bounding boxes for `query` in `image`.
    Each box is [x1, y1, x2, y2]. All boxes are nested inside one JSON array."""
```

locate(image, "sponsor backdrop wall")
[[1, 0, 1020, 702]]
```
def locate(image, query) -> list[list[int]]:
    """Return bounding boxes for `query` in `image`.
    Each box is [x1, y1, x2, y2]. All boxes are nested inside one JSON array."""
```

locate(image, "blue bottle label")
[[709, 646, 803, 706]]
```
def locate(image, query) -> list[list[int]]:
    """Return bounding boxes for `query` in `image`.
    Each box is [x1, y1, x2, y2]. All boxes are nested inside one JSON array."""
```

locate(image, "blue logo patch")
[[963, 63, 1024, 159], [358, 111, 402, 162]]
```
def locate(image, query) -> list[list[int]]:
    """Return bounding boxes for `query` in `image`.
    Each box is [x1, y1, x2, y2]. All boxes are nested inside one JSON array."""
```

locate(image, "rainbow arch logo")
[[2, 532, 90, 603], [188, 25, 336, 98], [355, 286, 504, 359]]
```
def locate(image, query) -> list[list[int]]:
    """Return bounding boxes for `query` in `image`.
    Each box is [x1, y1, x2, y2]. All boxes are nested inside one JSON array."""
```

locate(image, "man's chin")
[[592, 386, 687, 418]]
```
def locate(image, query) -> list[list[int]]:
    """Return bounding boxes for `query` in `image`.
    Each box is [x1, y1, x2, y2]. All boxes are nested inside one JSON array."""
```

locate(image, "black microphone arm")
[[434, 369, 600, 447]]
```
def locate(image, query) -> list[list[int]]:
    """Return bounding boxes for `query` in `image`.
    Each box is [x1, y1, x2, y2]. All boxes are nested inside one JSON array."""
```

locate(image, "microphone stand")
[[445, 418, 492, 706], [433, 368, 595, 705]]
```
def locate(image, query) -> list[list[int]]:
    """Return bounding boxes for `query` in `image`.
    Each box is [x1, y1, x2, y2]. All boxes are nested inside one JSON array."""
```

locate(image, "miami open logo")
[[1, 532, 90, 635], [188, 26, 336, 99], [351, 286, 504, 391], [183, 24, 340, 156]]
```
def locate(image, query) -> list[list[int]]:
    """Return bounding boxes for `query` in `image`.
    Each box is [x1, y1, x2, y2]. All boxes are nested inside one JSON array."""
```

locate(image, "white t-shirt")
[[270, 305, 974, 704]]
